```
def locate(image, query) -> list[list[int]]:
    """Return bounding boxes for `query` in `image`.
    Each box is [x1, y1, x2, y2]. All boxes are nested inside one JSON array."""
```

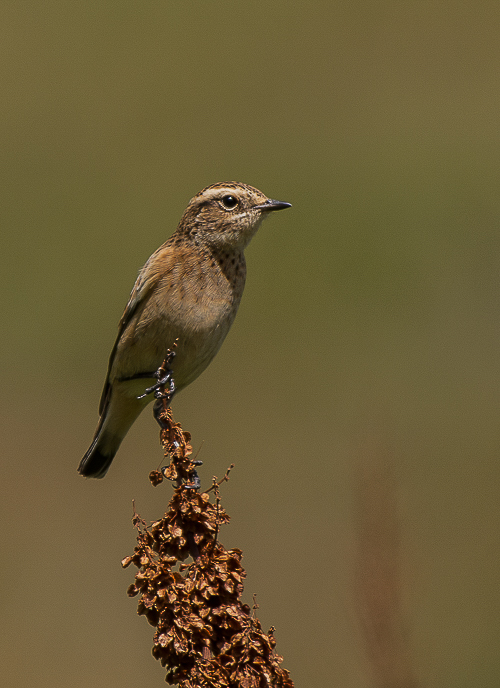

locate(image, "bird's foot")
[[137, 350, 176, 402], [138, 370, 175, 400]]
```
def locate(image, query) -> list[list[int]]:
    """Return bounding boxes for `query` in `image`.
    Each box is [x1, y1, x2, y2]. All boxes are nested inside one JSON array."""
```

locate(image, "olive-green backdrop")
[[2, 2, 499, 686]]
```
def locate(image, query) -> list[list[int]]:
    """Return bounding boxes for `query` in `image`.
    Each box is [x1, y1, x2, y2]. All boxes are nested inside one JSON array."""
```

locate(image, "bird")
[[78, 182, 291, 478]]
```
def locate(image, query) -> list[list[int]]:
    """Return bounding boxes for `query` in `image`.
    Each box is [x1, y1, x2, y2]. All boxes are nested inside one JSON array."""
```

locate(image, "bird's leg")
[[139, 369, 175, 401], [137, 349, 177, 402]]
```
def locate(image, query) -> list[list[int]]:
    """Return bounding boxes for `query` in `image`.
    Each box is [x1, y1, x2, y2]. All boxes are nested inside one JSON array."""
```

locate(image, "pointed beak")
[[254, 199, 292, 212]]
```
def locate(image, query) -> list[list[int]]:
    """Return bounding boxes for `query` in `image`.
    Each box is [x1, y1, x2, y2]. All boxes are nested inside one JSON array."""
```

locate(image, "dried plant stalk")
[[122, 393, 293, 687]]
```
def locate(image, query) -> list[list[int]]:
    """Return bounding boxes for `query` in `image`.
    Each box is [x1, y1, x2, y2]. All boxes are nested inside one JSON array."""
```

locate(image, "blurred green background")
[[2, 1, 499, 686]]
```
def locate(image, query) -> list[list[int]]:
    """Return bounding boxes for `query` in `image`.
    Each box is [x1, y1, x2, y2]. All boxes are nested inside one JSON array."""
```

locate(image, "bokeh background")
[[2, 2, 499, 686]]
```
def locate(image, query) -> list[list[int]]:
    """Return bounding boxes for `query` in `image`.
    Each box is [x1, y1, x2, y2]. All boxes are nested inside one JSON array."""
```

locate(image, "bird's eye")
[[221, 195, 238, 210]]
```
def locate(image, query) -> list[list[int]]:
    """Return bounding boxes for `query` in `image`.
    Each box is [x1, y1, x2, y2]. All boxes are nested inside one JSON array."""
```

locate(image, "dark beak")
[[254, 199, 292, 212]]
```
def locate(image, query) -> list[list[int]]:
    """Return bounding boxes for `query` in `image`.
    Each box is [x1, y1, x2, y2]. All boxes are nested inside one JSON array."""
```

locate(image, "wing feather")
[[97, 249, 168, 415]]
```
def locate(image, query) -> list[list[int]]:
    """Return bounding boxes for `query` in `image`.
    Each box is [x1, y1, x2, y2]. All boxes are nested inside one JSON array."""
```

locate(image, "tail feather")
[[78, 441, 116, 478], [78, 381, 150, 478], [78, 400, 122, 478]]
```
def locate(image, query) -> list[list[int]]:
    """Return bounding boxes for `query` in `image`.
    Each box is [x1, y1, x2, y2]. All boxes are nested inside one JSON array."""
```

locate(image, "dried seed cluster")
[[122, 404, 294, 687]]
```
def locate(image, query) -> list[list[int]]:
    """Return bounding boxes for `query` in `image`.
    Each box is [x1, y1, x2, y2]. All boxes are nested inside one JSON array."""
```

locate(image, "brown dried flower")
[[123, 402, 293, 687]]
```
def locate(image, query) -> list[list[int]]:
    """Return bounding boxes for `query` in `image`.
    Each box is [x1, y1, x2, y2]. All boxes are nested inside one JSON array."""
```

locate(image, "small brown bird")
[[78, 182, 291, 478]]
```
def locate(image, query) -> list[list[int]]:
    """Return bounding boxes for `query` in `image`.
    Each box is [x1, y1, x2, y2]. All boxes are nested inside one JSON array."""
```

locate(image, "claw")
[[137, 350, 177, 401], [138, 371, 174, 400]]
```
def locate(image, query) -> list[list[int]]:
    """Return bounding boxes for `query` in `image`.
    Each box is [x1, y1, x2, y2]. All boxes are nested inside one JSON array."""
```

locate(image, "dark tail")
[[78, 381, 149, 478], [78, 409, 122, 478], [78, 439, 116, 478]]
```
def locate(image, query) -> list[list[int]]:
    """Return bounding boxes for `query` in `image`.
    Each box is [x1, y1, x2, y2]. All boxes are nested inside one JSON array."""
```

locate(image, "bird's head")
[[177, 182, 291, 250]]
